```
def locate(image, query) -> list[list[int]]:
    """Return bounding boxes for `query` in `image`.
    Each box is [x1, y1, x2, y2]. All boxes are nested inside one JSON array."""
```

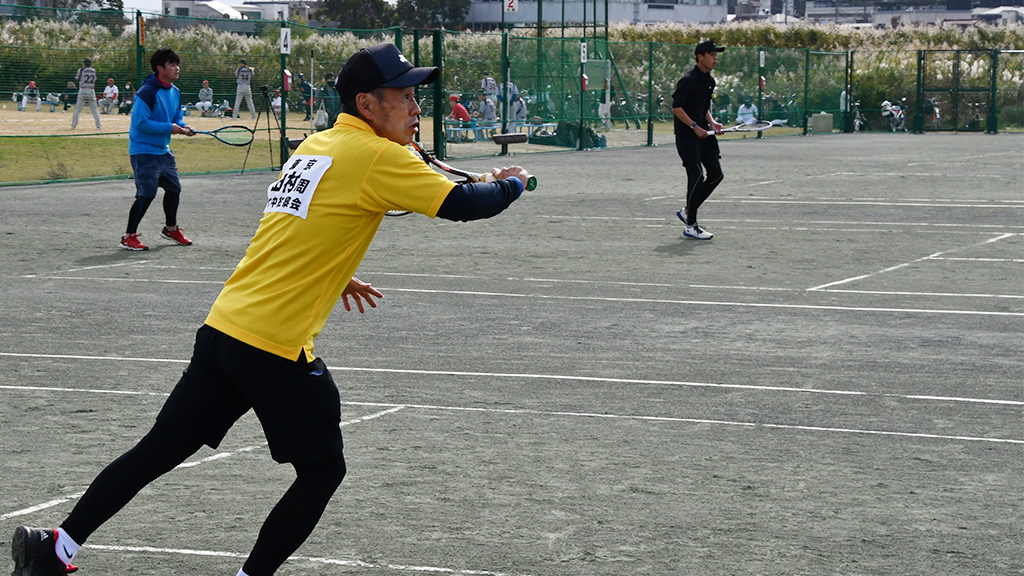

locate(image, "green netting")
[[1, 7, 1022, 185]]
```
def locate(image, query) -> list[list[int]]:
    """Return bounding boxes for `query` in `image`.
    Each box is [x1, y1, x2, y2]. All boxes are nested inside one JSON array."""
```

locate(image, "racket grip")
[[484, 173, 537, 191]]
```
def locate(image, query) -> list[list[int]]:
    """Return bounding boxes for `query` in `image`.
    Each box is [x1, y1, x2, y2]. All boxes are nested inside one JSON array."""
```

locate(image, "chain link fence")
[[2, 6, 1022, 185]]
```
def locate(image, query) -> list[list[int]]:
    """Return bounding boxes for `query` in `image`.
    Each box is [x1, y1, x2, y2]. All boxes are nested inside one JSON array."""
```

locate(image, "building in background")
[[464, 0, 728, 29]]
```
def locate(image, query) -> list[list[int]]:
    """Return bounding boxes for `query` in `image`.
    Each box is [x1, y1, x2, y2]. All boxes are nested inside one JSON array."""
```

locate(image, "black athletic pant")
[[125, 190, 180, 235], [683, 156, 723, 226], [60, 422, 346, 576]]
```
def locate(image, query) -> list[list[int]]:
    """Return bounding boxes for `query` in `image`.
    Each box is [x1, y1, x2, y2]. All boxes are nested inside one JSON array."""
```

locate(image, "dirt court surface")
[[1, 133, 1022, 576]]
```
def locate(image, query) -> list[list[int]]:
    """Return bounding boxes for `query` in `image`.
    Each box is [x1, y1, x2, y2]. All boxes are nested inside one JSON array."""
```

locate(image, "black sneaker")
[[11, 526, 78, 576]]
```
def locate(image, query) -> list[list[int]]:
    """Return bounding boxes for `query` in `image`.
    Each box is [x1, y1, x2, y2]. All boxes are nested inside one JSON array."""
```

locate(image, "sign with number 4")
[[280, 28, 291, 54]]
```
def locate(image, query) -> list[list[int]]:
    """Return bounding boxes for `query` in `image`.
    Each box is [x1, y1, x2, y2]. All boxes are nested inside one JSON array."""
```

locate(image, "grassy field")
[[0, 105, 856, 185]]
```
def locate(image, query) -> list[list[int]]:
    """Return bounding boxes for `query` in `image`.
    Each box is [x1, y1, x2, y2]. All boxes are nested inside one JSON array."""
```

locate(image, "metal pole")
[[433, 30, 445, 158], [987, 49, 999, 134], [136, 11, 145, 88], [802, 48, 809, 135], [280, 51, 288, 166], [913, 49, 924, 133]]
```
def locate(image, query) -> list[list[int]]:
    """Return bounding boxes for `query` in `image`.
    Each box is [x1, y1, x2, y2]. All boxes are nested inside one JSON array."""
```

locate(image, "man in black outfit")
[[672, 39, 725, 240]]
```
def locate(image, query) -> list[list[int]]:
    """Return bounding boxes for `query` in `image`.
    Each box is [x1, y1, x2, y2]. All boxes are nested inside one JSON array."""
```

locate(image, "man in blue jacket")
[[120, 48, 195, 251]]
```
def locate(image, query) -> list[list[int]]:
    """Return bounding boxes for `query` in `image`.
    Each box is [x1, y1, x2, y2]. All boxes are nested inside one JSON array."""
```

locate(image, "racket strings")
[[214, 127, 254, 145]]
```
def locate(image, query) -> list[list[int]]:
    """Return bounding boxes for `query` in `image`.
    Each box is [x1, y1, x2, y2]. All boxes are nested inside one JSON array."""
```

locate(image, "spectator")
[[271, 88, 286, 119], [119, 81, 136, 115], [21, 81, 41, 112], [736, 97, 758, 125], [448, 94, 470, 122], [99, 78, 119, 114], [318, 74, 341, 126], [62, 81, 76, 112], [295, 72, 312, 120], [196, 80, 214, 116]]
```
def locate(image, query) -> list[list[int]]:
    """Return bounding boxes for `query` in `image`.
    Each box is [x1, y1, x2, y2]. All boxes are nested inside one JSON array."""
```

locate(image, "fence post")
[[578, 38, 585, 151], [646, 41, 654, 146], [279, 22, 289, 166], [987, 49, 999, 134], [802, 48, 809, 135], [757, 47, 764, 139], [844, 50, 853, 132], [433, 30, 445, 159], [135, 11, 145, 88], [913, 49, 924, 133]]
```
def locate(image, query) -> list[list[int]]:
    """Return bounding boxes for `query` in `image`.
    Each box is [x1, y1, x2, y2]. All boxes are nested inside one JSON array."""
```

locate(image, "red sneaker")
[[161, 226, 192, 246], [119, 233, 148, 251]]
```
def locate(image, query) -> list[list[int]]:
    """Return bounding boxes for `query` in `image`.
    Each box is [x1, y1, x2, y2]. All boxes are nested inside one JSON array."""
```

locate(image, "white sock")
[[55, 528, 80, 565], [236, 570, 249, 576]]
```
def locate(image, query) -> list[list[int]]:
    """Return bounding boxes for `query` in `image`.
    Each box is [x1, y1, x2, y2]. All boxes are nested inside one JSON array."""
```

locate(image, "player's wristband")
[[690, 121, 697, 130]]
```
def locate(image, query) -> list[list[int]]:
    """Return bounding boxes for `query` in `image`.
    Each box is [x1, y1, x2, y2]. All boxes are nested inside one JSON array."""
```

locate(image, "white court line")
[[339, 400, 1023, 445], [0, 493, 86, 521], [508, 276, 674, 287], [934, 257, 1024, 263], [808, 233, 1017, 292], [385, 287, 1024, 317], [2, 356, 1021, 446], [83, 545, 533, 576], [3, 380, 1019, 449], [2, 352, 1021, 406], [14, 274, 1021, 313], [20, 275, 224, 285]]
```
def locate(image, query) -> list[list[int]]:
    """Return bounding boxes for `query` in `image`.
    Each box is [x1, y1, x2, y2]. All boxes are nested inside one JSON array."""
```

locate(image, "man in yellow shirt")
[[12, 43, 532, 576]]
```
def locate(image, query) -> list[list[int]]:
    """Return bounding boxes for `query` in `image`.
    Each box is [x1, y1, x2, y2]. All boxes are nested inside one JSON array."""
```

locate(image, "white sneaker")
[[683, 223, 713, 240]]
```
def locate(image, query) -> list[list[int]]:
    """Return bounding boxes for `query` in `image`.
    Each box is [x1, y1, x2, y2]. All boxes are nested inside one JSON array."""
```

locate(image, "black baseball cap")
[[695, 40, 725, 56], [336, 43, 439, 103]]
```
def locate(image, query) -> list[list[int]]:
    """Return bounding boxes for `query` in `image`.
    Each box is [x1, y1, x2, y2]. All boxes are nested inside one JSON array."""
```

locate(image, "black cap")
[[336, 43, 439, 103], [83, 57, 92, 66], [695, 40, 725, 56]]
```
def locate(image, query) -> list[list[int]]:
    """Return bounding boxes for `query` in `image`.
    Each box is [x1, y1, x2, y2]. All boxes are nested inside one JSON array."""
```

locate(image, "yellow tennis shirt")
[[205, 114, 456, 362]]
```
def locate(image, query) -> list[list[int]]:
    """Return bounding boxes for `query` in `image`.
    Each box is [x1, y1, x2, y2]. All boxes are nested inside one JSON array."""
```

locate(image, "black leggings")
[[125, 190, 180, 235], [61, 423, 346, 576], [683, 158, 724, 225]]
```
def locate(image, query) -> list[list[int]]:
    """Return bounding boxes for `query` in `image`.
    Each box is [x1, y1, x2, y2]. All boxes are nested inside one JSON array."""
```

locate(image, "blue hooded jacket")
[[129, 73, 185, 156]]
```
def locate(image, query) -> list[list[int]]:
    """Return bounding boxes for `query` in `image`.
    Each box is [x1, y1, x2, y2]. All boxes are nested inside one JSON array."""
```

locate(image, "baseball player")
[[20, 81, 41, 112], [196, 79, 214, 116], [11, 42, 531, 576], [233, 58, 256, 119], [99, 78, 118, 114], [71, 57, 101, 130]]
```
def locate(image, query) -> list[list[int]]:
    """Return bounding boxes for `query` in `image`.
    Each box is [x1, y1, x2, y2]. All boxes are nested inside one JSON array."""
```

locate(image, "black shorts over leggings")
[[157, 324, 343, 463]]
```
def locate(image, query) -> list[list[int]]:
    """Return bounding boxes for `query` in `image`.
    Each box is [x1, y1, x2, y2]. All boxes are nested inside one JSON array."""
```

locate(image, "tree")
[[395, 0, 471, 30], [317, 0, 397, 30]]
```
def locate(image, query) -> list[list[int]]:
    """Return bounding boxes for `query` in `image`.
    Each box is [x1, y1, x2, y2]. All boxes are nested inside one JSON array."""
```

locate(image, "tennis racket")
[[719, 120, 773, 133], [386, 140, 537, 217], [190, 125, 255, 146]]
